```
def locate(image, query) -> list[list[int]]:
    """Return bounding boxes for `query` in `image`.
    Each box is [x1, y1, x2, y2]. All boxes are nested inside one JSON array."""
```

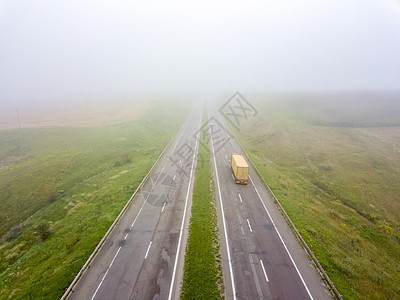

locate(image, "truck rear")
[[230, 154, 249, 184]]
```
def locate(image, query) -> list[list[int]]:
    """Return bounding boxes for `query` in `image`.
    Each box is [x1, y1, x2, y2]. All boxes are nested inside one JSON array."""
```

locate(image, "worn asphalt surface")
[[68, 106, 201, 300], [68, 103, 333, 300]]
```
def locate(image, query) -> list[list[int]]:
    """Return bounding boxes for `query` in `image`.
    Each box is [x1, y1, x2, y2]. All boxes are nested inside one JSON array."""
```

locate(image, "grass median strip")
[[181, 112, 224, 299]]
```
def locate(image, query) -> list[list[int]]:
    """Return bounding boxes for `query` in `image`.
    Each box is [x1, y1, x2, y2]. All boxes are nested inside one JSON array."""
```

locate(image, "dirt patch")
[[0, 99, 153, 130]]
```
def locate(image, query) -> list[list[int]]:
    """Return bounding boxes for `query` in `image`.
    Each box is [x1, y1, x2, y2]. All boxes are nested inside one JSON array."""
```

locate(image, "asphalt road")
[[68, 105, 202, 300], [207, 106, 333, 300], [68, 102, 333, 300]]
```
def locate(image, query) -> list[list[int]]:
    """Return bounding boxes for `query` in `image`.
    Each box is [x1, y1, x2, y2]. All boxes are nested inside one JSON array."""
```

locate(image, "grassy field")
[[181, 110, 224, 299], [229, 91, 400, 299], [0, 99, 190, 299]]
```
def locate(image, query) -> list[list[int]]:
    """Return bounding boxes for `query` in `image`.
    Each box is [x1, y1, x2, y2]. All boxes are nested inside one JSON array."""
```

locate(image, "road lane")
[[68, 105, 201, 300], [209, 106, 332, 300]]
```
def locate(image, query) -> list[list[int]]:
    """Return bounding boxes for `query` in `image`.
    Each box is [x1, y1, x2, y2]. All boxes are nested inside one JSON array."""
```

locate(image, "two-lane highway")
[[68, 105, 202, 300], [208, 106, 332, 299]]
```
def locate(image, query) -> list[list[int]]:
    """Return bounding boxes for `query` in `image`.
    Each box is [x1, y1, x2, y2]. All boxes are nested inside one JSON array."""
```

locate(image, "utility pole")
[[16, 109, 21, 129]]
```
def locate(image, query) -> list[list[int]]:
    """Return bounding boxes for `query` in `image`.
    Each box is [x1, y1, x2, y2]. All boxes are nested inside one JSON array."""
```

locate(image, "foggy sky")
[[1, 0, 400, 107]]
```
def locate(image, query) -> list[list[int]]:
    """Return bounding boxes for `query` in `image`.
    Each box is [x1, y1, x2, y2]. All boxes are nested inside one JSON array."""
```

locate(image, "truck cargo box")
[[230, 154, 249, 184]]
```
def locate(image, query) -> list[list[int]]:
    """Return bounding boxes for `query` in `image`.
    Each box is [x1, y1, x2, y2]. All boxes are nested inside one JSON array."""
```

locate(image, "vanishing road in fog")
[[65, 104, 332, 299], [67, 106, 202, 299], [207, 104, 332, 299]]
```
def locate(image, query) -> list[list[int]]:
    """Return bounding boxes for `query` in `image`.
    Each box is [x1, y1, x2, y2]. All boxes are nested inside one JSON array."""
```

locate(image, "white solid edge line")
[[144, 241, 152, 259], [246, 219, 253, 232], [249, 175, 314, 300], [90, 109, 195, 300], [260, 260, 269, 283], [91, 164, 167, 299], [167, 111, 201, 300], [210, 121, 237, 300], [170, 108, 194, 154], [91, 163, 167, 298], [91, 246, 122, 300]]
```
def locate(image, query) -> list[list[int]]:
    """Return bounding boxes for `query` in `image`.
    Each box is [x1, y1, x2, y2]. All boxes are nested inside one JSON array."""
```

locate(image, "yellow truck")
[[230, 154, 249, 184]]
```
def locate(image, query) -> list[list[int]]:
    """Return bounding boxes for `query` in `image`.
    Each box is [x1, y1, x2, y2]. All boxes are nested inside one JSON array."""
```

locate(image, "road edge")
[[62, 133, 176, 299], [168, 107, 202, 300], [230, 130, 343, 300]]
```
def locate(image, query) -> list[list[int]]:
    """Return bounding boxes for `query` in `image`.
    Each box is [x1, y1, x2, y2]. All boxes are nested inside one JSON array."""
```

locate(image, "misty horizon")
[[1, 0, 400, 108]]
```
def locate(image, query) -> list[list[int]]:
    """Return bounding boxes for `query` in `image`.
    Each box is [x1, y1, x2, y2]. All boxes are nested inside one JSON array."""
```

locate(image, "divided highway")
[[208, 106, 333, 300], [67, 102, 333, 300], [67, 105, 202, 300]]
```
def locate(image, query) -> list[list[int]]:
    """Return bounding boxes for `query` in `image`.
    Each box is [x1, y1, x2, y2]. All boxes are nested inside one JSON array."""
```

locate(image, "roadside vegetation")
[[181, 110, 224, 299], [231, 92, 400, 299], [0, 100, 190, 299]]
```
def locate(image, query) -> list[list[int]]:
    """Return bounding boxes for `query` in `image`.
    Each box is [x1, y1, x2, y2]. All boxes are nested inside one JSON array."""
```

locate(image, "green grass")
[[231, 93, 400, 299], [0, 100, 191, 299], [181, 110, 224, 300]]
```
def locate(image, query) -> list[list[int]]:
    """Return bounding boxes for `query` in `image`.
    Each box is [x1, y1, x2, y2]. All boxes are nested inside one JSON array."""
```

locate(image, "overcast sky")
[[1, 0, 400, 107]]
